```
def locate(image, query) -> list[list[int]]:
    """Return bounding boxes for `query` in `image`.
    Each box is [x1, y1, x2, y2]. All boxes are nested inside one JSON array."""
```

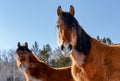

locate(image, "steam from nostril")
[[61, 45, 64, 51], [68, 44, 72, 51]]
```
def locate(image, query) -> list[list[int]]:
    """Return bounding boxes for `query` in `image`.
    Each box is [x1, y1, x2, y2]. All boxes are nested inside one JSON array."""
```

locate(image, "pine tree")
[[97, 35, 113, 45]]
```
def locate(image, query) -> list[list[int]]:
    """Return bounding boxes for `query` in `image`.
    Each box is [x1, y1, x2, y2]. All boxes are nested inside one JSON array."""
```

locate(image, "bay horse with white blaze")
[[56, 5, 120, 81], [16, 42, 74, 81]]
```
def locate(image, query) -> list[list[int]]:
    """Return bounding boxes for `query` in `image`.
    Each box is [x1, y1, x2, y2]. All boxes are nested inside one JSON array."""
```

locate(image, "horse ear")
[[25, 42, 28, 48], [57, 6, 62, 16], [69, 5, 75, 16], [17, 42, 21, 48]]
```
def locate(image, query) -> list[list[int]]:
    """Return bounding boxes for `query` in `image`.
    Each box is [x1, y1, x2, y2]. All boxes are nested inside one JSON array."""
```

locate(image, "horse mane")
[[28, 52, 44, 63], [61, 12, 91, 55], [28, 52, 72, 71]]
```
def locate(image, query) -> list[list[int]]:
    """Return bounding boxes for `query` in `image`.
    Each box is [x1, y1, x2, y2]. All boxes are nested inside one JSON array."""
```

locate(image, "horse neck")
[[24, 53, 52, 81], [28, 53, 41, 63], [71, 38, 105, 80], [28, 53, 52, 69], [85, 38, 104, 63], [82, 38, 105, 80]]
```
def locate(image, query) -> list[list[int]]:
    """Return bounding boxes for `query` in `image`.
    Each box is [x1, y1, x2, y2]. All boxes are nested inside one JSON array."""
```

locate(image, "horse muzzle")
[[60, 44, 73, 57]]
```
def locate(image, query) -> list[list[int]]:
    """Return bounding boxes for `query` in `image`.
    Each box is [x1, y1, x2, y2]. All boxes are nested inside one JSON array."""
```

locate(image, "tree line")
[[0, 36, 113, 67], [0, 36, 114, 81]]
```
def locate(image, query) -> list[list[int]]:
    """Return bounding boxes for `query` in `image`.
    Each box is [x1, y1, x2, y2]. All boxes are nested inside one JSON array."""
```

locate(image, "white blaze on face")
[[57, 33, 72, 57], [58, 27, 77, 57], [61, 43, 72, 57], [62, 28, 77, 57]]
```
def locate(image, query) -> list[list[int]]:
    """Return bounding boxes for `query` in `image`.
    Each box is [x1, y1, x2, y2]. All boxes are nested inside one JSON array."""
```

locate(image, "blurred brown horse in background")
[[16, 42, 74, 81]]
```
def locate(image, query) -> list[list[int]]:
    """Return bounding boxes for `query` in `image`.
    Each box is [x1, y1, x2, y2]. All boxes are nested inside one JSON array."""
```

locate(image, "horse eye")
[[56, 25, 59, 28]]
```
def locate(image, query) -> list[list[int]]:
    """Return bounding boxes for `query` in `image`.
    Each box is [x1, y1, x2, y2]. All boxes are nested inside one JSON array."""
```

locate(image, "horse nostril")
[[61, 45, 64, 51], [69, 44, 72, 51]]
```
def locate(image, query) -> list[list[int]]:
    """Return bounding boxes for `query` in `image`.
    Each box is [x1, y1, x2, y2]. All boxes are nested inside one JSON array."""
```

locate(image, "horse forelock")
[[17, 46, 31, 53], [60, 12, 79, 30]]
